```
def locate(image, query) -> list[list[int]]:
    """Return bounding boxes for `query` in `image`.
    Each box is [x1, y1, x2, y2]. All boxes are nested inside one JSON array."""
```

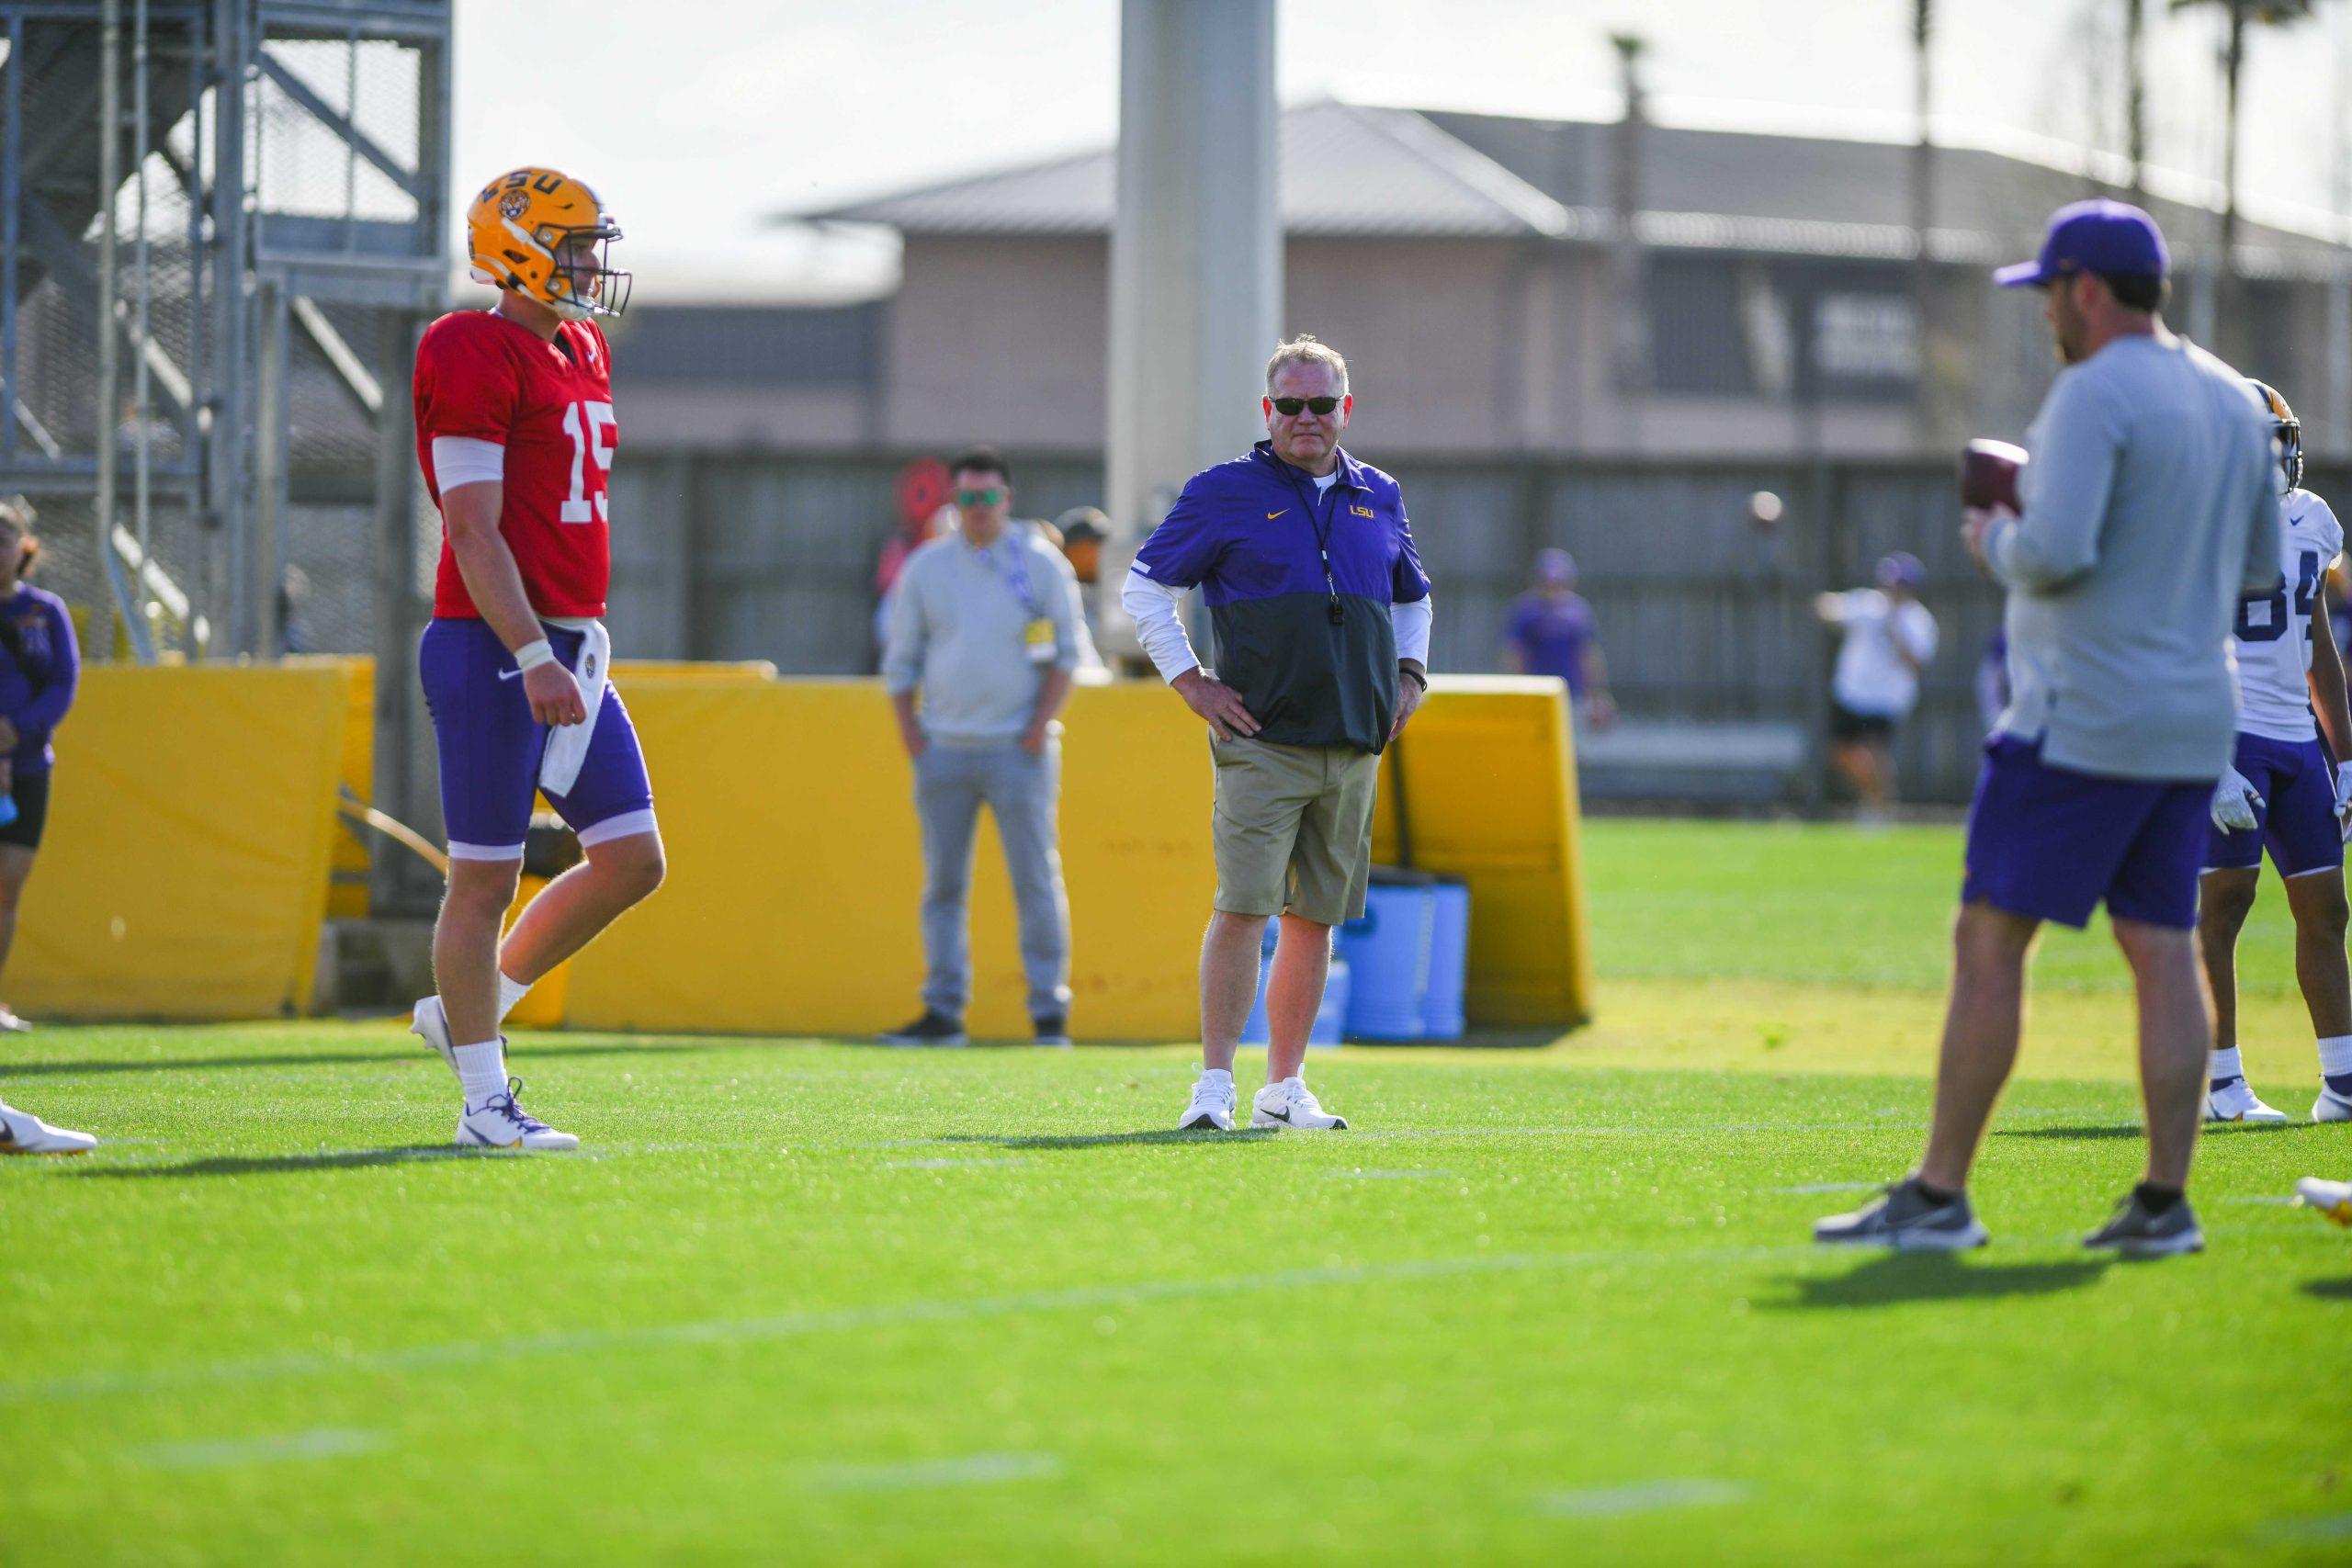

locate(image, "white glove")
[[2333, 761, 2352, 842], [2211, 765, 2264, 833]]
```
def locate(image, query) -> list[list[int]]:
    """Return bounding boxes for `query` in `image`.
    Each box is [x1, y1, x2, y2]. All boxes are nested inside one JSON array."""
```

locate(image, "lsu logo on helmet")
[[2247, 378, 2303, 493], [466, 166, 631, 321]]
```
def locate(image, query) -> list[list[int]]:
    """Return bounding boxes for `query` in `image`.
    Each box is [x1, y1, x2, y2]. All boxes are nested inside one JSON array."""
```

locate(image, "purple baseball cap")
[[1535, 547, 1576, 585], [1877, 552, 1925, 591], [1995, 199, 2167, 289]]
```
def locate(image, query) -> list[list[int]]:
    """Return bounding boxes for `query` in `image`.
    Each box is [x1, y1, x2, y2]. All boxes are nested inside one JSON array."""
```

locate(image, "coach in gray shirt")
[[1818, 201, 2282, 1258], [882, 447, 1086, 1046]]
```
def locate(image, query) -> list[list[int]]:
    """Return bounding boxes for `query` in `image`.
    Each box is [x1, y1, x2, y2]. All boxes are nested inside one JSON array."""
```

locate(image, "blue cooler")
[[1420, 879, 1471, 1040], [1339, 879, 1435, 1039]]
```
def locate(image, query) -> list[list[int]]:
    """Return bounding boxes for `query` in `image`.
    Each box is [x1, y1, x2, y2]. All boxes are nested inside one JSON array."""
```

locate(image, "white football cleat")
[[456, 1077, 579, 1152], [2295, 1178, 2352, 1226], [1178, 1070, 1237, 1132], [0, 1100, 96, 1155], [2206, 1079, 2290, 1123], [411, 995, 459, 1078], [2315, 1088, 2352, 1124], [1251, 1077, 1349, 1131]]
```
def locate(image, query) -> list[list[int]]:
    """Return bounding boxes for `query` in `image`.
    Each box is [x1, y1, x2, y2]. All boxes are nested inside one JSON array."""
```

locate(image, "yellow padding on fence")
[[15, 665, 348, 1019], [561, 675, 1589, 1042]]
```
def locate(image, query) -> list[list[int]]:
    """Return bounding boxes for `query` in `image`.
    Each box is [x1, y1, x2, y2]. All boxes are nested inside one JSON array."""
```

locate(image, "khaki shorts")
[[1209, 739, 1380, 926]]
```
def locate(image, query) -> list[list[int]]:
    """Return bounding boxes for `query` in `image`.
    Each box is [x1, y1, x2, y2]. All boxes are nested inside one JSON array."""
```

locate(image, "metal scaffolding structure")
[[0, 0, 449, 663]]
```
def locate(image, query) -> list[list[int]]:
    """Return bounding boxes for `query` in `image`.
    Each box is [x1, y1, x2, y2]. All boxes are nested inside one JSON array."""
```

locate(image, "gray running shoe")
[[2083, 1192, 2204, 1258], [1815, 1178, 1989, 1250]]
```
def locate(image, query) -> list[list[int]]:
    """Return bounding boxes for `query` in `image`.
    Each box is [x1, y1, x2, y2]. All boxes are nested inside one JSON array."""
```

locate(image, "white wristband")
[[512, 638, 557, 673]]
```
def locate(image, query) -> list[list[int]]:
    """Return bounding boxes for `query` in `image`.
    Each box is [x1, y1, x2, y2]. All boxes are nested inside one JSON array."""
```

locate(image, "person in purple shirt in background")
[[0, 497, 91, 1155], [0, 498, 78, 1031], [1503, 548, 1616, 728]]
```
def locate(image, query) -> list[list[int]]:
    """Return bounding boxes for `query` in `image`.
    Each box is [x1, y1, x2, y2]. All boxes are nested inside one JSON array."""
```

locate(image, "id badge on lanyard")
[[989, 541, 1058, 665]]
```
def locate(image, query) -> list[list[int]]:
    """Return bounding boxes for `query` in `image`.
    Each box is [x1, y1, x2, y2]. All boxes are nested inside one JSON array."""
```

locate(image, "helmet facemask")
[[526, 218, 631, 321]]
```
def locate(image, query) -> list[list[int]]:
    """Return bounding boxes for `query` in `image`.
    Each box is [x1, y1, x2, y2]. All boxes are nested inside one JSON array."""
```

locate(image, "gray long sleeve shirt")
[[882, 526, 1086, 745], [1985, 333, 2283, 781]]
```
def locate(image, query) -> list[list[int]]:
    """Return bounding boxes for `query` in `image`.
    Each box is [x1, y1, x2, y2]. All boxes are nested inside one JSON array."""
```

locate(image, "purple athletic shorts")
[[1962, 735, 2210, 931], [2204, 732, 2345, 878], [419, 617, 656, 862]]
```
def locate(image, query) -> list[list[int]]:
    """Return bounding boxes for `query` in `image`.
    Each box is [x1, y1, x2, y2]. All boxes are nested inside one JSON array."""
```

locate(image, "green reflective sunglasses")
[[956, 487, 1006, 507]]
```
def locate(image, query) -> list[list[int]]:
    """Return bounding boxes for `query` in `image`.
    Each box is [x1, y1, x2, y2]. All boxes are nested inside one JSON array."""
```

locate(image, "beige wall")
[[883, 236, 1112, 452], [856, 232, 2322, 462]]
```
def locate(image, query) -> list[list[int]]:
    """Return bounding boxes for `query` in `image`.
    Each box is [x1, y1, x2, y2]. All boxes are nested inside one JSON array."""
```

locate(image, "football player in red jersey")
[[407, 166, 662, 1151]]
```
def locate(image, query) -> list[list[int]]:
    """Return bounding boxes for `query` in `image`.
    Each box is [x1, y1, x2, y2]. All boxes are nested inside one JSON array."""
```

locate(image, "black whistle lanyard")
[[1278, 462, 1347, 627]]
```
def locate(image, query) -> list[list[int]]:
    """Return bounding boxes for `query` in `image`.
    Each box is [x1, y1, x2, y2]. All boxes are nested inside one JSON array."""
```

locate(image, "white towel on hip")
[[538, 620, 611, 797]]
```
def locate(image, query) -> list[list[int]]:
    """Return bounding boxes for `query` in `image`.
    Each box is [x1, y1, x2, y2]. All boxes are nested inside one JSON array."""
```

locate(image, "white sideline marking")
[[882, 1157, 1025, 1170], [1534, 1479, 1751, 1518], [129, 1427, 386, 1471], [804, 1452, 1061, 1493], [0, 1241, 1831, 1406], [2218, 1194, 2301, 1207], [2266, 1511, 2352, 1541], [1773, 1182, 1881, 1195]]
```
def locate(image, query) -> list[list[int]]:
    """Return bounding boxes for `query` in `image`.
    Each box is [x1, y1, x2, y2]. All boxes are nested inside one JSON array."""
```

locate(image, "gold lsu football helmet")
[[2248, 378, 2303, 493], [465, 166, 630, 321]]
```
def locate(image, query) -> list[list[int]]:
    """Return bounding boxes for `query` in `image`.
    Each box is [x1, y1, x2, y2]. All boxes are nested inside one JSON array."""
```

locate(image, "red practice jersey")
[[413, 309, 617, 619]]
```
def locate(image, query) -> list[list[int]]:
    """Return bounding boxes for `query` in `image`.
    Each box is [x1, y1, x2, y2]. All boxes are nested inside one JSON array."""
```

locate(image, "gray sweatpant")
[[913, 739, 1071, 1021]]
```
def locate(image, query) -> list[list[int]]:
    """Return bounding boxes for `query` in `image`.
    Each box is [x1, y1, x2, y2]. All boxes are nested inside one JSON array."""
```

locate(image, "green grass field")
[[4, 818, 2349, 1565]]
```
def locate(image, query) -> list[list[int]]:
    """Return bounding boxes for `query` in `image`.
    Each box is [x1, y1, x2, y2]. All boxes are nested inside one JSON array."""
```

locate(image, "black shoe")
[[1032, 1013, 1073, 1048], [1814, 1177, 1989, 1250], [880, 1010, 967, 1047], [2083, 1192, 2204, 1258]]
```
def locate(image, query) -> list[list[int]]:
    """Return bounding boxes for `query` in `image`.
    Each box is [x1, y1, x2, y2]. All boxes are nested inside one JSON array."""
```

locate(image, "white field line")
[[881, 1157, 1028, 1170], [128, 1427, 387, 1470], [1772, 1182, 1883, 1195], [803, 1452, 1062, 1493], [0, 1241, 1834, 1406], [1534, 1479, 1752, 1517]]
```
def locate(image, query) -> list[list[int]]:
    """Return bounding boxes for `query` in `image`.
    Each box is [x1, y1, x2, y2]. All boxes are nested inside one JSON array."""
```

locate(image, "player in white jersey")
[[2199, 380, 2352, 1123]]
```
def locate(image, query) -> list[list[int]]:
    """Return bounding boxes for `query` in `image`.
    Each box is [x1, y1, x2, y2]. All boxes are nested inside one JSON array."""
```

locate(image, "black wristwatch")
[[1398, 665, 1428, 694]]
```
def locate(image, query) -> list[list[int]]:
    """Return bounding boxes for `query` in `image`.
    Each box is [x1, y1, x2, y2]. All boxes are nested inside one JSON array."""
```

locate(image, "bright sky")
[[452, 0, 2352, 301]]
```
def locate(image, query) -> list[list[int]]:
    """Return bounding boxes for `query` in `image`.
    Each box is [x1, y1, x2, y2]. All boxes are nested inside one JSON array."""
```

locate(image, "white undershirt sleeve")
[[1391, 592, 1433, 666], [1120, 566, 1201, 683], [430, 435, 505, 492]]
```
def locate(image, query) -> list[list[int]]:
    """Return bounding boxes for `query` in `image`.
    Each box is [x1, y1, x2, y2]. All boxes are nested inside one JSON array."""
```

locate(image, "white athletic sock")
[[496, 970, 532, 1022], [1199, 1066, 1232, 1089], [452, 1039, 509, 1108], [2318, 1034, 2352, 1078], [2209, 1046, 2244, 1082]]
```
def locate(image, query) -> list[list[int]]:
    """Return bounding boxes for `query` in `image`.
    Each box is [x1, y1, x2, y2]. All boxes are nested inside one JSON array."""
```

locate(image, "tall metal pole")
[[1910, 0, 1938, 446], [93, 0, 122, 661], [2124, 0, 2148, 200], [1102, 0, 1279, 659], [132, 0, 153, 659]]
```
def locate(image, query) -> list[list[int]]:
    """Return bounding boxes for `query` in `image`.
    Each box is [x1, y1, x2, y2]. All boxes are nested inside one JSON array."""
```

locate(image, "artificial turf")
[[3, 817, 2348, 1566]]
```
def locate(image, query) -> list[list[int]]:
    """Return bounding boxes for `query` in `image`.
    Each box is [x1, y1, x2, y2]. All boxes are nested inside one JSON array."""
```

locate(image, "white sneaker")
[[2206, 1079, 2289, 1123], [0, 1100, 96, 1155], [1177, 1070, 1236, 1132], [2295, 1178, 2352, 1226], [1251, 1077, 1349, 1131], [2315, 1088, 2352, 1124], [411, 995, 458, 1078], [456, 1077, 579, 1152]]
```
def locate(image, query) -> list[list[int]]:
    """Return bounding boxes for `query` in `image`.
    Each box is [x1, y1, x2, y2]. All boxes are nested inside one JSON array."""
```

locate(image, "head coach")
[[1816, 201, 2282, 1258], [1120, 334, 1433, 1134]]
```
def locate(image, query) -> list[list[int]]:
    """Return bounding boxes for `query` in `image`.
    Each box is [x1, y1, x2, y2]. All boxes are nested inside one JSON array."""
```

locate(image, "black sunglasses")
[[1270, 396, 1342, 417]]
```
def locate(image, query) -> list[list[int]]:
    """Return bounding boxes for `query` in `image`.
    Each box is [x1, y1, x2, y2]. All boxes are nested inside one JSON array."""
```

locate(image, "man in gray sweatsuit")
[[882, 447, 1086, 1046]]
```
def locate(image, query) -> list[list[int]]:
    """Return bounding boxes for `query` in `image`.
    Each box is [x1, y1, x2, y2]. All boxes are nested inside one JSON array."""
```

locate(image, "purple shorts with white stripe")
[[2203, 732, 2344, 878], [419, 616, 656, 862]]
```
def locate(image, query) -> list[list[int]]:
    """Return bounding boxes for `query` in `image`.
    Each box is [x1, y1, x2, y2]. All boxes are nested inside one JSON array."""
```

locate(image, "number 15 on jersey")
[[560, 399, 616, 525]]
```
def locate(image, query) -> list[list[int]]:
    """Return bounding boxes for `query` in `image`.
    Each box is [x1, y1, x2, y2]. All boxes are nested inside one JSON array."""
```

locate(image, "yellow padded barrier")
[[14, 665, 347, 1019], [561, 675, 1589, 1042], [1371, 676, 1593, 1028]]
